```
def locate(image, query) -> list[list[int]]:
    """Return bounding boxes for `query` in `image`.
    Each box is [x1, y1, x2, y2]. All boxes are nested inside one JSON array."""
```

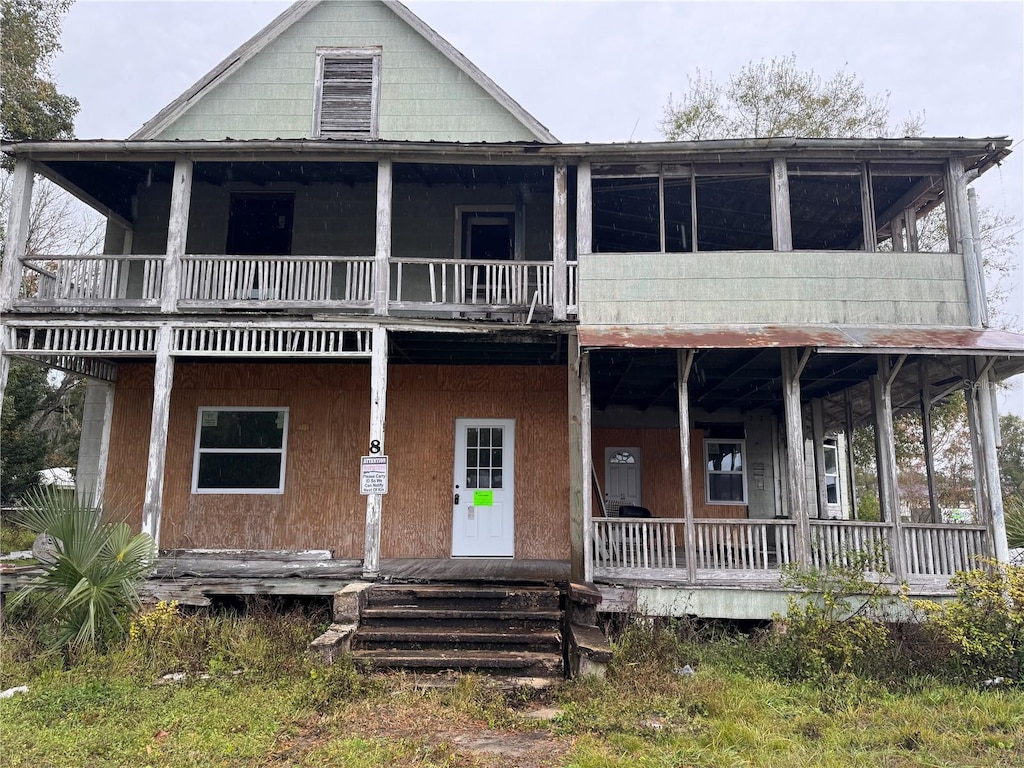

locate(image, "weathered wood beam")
[[948, 158, 984, 328], [677, 350, 697, 584], [141, 326, 174, 547], [811, 398, 828, 518], [872, 356, 905, 579], [581, 350, 594, 583], [976, 361, 1008, 562], [967, 187, 990, 327], [771, 158, 793, 251], [781, 348, 810, 565], [362, 325, 388, 578], [576, 160, 592, 258], [859, 163, 876, 252], [844, 388, 859, 520], [568, 332, 584, 581], [162, 158, 193, 313], [552, 161, 568, 321], [374, 159, 392, 316], [0, 160, 34, 312], [918, 362, 939, 523]]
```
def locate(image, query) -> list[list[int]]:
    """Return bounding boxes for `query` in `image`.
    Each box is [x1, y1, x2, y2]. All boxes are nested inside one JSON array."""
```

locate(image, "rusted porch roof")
[[579, 324, 1024, 359]]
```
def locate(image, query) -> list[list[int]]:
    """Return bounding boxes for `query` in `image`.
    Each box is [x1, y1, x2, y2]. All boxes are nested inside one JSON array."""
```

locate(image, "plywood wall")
[[105, 361, 569, 560], [591, 427, 747, 520], [381, 365, 569, 560]]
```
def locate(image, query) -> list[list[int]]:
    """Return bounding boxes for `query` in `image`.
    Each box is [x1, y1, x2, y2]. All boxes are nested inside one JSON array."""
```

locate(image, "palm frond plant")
[[9, 486, 156, 649]]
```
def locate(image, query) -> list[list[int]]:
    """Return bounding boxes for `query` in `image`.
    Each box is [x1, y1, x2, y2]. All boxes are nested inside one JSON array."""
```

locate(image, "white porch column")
[[373, 159, 392, 316], [918, 362, 940, 523], [871, 355, 907, 579], [552, 160, 568, 321], [162, 158, 193, 313], [0, 159, 34, 312], [580, 350, 594, 583], [948, 158, 985, 328], [576, 160, 592, 258], [968, 357, 1008, 562], [142, 326, 175, 547], [781, 348, 811, 566], [843, 389, 859, 520], [811, 398, 828, 517], [677, 350, 697, 583], [76, 380, 116, 507], [568, 332, 585, 581], [362, 325, 388, 578], [771, 158, 793, 251]]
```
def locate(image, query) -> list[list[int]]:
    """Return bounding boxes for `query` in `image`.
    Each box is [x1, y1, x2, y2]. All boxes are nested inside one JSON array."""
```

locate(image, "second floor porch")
[[1, 137, 1010, 327]]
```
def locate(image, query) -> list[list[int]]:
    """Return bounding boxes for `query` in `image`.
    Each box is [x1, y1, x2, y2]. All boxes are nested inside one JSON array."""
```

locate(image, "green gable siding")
[[153, 1, 540, 142]]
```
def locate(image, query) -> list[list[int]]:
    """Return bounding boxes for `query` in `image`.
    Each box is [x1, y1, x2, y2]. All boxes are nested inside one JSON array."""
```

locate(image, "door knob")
[[454, 493, 460, 504]]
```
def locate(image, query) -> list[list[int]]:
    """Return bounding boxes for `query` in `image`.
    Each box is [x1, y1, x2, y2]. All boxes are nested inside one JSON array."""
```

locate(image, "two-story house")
[[2, 0, 1022, 635]]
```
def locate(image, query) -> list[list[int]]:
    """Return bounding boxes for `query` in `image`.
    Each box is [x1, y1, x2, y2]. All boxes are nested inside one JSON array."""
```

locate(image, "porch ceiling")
[[388, 331, 568, 366], [586, 325, 1024, 430]]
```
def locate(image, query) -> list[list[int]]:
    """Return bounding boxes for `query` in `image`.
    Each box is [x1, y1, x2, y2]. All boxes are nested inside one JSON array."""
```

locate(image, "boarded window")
[[314, 48, 381, 138]]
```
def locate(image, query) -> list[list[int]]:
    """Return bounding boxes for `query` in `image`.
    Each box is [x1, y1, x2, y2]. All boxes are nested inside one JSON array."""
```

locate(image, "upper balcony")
[[1, 138, 1009, 328]]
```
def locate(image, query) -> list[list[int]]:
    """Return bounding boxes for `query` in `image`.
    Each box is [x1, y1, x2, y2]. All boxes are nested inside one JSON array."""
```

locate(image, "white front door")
[[605, 447, 642, 514], [452, 418, 515, 557]]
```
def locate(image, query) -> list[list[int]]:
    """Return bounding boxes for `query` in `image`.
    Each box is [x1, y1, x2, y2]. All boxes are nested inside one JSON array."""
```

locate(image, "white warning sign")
[[359, 456, 389, 495]]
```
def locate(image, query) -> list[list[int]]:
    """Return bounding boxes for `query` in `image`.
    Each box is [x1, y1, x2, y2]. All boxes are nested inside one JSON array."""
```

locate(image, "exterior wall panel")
[[580, 251, 971, 327], [154, 0, 539, 142]]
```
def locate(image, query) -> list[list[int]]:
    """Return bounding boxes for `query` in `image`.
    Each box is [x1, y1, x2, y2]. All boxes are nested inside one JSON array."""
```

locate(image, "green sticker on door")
[[473, 490, 494, 506]]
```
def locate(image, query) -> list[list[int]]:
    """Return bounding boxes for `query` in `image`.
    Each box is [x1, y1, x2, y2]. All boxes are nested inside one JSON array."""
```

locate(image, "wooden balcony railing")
[[13, 254, 579, 318], [18, 255, 163, 307], [178, 255, 374, 308], [590, 516, 993, 587], [390, 257, 555, 314]]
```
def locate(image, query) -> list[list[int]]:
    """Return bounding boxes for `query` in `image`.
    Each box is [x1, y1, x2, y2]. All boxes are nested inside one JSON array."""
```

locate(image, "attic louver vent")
[[314, 48, 380, 139]]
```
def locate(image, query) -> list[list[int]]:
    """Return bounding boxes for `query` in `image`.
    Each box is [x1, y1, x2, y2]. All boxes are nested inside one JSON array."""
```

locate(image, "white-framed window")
[[192, 407, 289, 494], [454, 205, 517, 261], [704, 439, 747, 504], [313, 46, 381, 139], [823, 440, 840, 506]]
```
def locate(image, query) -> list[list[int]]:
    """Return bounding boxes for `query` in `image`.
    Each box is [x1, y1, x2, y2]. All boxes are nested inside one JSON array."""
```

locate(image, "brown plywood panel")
[[591, 427, 747, 520], [381, 365, 569, 561], [104, 364, 152, 531]]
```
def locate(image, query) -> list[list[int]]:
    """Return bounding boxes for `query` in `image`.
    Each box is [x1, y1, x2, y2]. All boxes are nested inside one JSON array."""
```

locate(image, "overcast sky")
[[52, 0, 1023, 411]]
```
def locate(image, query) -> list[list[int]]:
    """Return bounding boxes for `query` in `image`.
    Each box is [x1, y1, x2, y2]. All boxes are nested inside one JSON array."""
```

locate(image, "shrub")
[[914, 560, 1023, 682], [8, 486, 156, 650], [1005, 494, 1024, 555], [767, 554, 902, 686]]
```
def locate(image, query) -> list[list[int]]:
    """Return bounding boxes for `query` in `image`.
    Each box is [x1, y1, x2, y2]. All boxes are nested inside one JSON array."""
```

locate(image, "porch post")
[[811, 398, 828, 517], [918, 361, 940, 523], [0, 159, 34, 312], [771, 158, 793, 251], [581, 350, 594, 583], [0, 347, 9, 428], [964, 357, 990, 526], [142, 326, 174, 547], [871, 355, 906, 579], [373, 159, 392, 316], [677, 350, 697, 583], [162, 158, 193, 314], [781, 348, 811, 566], [843, 389, 859, 519], [568, 331, 585, 580], [76, 380, 116, 507], [362, 325, 388, 578], [576, 160, 592, 257], [552, 160, 568, 321], [971, 357, 1008, 561], [948, 157, 984, 328]]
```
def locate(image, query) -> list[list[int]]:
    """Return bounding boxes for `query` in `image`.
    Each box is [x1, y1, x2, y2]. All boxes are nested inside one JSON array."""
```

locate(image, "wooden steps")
[[349, 583, 565, 679]]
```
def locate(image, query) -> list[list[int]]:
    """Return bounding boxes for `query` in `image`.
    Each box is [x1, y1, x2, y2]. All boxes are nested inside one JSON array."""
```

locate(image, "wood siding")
[[580, 251, 970, 327], [592, 428, 747, 519], [155, 1, 538, 142], [105, 362, 569, 559]]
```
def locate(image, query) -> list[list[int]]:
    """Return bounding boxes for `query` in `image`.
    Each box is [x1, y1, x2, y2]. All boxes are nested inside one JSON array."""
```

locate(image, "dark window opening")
[[592, 177, 661, 253], [461, 212, 514, 261], [664, 178, 693, 252], [226, 194, 294, 256], [694, 173, 773, 251], [788, 168, 864, 250]]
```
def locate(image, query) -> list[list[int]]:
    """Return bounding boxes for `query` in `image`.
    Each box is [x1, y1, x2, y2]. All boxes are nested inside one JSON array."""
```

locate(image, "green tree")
[[660, 54, 922, 141], [0, 0, 79, 143]]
